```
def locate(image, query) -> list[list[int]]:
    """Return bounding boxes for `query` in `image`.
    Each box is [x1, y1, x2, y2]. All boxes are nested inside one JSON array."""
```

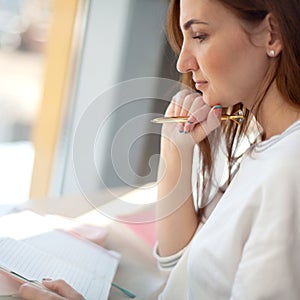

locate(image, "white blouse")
[[155, 119, 300, 300]]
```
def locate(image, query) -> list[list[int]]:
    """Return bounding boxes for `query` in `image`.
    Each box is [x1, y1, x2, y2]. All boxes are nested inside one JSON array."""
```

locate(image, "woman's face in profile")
[[176, 0, 270, 109]]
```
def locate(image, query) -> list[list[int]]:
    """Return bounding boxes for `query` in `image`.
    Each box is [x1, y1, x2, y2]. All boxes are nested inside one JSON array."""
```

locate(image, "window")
[[0, 0, 51, 212]]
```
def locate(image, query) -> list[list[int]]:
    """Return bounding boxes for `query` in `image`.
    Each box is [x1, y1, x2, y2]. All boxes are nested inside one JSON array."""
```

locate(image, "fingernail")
[[178, 123, 184, 133], [213, 105, 222, 110], [187, 115, 196, 124]]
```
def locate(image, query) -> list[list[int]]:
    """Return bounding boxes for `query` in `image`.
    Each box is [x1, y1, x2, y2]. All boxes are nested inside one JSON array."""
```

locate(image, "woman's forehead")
[[179, 0, 236, 30]]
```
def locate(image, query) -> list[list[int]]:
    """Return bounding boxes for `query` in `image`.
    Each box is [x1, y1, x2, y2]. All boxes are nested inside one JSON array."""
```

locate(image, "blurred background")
[[0, 0, 178, 212], [0, 0, 51, 208]]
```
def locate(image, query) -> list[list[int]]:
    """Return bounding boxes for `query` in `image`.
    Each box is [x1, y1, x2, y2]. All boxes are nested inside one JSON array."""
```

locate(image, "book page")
[[0, 237, 109, 299], [25, 230, 120, 280], [0, 211, 120, 300]]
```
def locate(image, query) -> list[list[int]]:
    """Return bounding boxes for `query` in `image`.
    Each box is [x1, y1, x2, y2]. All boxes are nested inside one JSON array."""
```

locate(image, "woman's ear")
[[265, 13, 282, 58]]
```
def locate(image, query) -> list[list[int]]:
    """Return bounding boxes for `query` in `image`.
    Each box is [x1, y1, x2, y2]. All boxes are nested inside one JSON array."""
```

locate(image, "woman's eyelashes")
[[192, 34, 208, 43]]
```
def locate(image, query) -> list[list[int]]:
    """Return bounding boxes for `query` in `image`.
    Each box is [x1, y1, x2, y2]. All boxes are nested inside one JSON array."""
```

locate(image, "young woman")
[[18, 0, 300, 299], [154, 0, 300, 299]]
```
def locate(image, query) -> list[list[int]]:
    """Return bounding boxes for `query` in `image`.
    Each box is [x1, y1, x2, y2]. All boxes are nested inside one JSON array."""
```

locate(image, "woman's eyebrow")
[[183, 19, 209, 30]]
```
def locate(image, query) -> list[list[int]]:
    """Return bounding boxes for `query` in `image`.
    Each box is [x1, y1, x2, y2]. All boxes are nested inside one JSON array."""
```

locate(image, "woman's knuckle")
[[184, 94, 195, 102], [175, 89, 191, 99], [171, 95, 180, 105]]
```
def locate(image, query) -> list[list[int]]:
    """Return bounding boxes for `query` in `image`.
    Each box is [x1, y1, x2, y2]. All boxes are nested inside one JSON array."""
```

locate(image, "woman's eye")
[[193, 34, 207, 42]]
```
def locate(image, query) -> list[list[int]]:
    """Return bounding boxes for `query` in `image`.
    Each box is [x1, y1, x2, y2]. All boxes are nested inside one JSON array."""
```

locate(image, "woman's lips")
[[194, 81, 208, 90]]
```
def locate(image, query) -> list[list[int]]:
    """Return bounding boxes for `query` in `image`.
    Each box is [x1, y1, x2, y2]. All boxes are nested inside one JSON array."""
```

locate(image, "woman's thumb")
[[42, 279, 82, 298]]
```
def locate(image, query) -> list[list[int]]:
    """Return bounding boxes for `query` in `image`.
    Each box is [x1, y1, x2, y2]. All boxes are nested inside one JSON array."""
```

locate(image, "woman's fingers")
[[177, 93, 200, 132], [18, 280, 85, 300], [42, 279, 85, 300], [174, 90, 191, 117], [184, 101, 211, 133], [162, 90, 221, 146], [166, 89, 203, 117], [19, 283, 65, 300], [191, 106, 222, 144], [165, 89, 191, 117], [166, 90, 205, 133], [179, 93, 199, 116]]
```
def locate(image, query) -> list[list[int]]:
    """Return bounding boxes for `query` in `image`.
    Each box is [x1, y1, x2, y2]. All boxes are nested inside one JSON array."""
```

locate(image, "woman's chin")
[[202, 95, 219, 108]]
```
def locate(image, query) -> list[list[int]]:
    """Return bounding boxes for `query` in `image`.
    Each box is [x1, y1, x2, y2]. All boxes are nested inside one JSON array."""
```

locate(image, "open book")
[[0, 211, 120, 300]]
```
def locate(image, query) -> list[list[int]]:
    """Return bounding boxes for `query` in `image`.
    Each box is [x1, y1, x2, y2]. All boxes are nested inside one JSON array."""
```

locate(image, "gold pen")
[[151, 109, 244, 125]]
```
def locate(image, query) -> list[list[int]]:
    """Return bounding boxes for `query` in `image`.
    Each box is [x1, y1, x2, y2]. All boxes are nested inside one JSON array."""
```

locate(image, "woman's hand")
[[161, 89, 222, 154], [19, 279, 85, 300], [156, 89, 222, 255]]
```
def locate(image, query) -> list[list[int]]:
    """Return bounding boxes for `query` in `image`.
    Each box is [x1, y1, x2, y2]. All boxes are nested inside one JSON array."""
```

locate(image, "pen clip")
[[221, 109, 244, 125]]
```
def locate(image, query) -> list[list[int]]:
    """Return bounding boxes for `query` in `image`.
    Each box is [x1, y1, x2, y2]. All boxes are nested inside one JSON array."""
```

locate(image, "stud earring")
[[269, 50, 276, 57]]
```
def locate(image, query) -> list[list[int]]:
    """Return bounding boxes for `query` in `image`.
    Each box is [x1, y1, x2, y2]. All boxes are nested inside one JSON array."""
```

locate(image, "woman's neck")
[[257, 83, 300, 140], [242, 82, 300, 140]]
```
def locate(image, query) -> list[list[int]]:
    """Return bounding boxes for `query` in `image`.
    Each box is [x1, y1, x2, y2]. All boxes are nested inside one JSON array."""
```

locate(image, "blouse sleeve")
[[230, 169, 300, 299], [153, 241, 188, 274]]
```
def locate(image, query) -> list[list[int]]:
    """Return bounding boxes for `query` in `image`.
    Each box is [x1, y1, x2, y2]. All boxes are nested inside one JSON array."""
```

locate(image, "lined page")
[[0, 237, 116, 300], [24, 230, 120, 281]]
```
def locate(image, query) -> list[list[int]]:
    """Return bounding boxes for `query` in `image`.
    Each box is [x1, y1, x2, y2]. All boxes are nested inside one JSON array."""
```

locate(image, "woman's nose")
[[176, 43, 198, 74]]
